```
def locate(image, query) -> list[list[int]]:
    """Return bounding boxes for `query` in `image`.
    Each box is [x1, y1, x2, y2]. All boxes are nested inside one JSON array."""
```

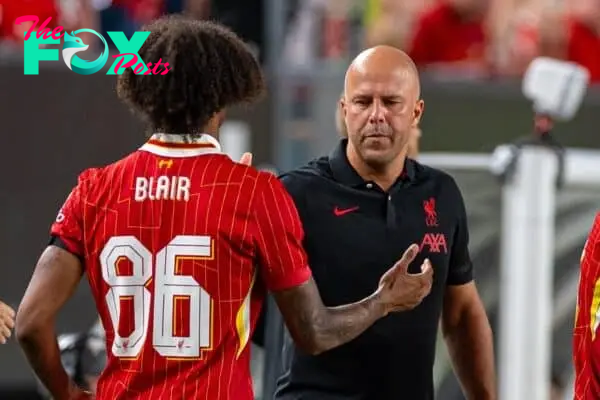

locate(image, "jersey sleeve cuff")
[[49, 235, 83, 260], [267, 267, 312, 292]]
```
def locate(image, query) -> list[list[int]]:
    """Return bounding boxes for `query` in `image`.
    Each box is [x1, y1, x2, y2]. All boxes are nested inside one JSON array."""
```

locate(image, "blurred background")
[[1, 0, 600, 399]]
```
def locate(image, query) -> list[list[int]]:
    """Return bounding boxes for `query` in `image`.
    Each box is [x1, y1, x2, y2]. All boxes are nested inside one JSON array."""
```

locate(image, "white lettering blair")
[[134, 176, 190, 202]]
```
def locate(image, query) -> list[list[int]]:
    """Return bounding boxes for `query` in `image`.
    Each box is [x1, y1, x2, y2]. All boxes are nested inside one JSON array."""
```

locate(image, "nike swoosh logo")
[[334, 206, 359, 217]]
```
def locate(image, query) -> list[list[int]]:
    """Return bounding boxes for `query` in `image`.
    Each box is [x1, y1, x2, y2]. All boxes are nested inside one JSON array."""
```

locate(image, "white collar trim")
[[139, 133, 222, 158]]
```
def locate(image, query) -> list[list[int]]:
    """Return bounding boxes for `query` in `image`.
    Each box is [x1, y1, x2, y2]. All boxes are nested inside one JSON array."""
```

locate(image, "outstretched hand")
[[376, 244, 433, 315]]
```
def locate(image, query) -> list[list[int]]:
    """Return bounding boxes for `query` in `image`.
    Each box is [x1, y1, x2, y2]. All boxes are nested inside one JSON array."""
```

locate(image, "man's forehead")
[[344, 45, 420, 99], [346, 72, 413, 97], [347, 66, 409, 83]]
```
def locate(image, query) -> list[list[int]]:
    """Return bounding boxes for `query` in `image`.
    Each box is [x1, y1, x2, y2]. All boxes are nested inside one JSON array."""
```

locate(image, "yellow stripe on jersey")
[[591, 277, 600, 340], [235, 273, 256, 359]]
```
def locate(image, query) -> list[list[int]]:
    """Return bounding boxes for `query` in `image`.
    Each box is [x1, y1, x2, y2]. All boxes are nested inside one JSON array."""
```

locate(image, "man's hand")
[[376, 243, 433, 315], [0, 301, 15, 344], [239, 152, 253, 166]]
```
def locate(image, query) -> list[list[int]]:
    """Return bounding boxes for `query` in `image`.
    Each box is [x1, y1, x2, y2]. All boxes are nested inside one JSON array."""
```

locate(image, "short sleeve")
[[49, 173, 89, 257], [447, 181, 474, 286], [253, 174, 312, 292]]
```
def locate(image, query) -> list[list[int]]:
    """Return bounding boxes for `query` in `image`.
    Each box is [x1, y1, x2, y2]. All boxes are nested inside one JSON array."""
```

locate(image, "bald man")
[[274, 46, 495, 400], [0, 300, 15, 344]]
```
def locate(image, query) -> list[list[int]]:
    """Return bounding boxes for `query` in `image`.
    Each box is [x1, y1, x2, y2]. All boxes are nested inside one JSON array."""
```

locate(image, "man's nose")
[[368, 100, 386, 124]]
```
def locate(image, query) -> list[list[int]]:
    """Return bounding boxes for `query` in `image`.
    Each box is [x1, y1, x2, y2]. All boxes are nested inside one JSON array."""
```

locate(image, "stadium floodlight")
[[491, 58, 590, 186], [522, 57, 590, 122]]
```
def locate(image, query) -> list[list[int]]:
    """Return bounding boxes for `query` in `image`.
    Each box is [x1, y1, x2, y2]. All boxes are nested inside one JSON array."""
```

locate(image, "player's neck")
[[203, 126, 220, 141], [202, 117, 222, 140], [150, 132, 219, 143], [347, 149, 407, 192]]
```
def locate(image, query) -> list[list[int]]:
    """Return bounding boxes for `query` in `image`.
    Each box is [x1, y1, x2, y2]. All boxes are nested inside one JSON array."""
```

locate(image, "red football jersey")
[[0, 0, 58, 41], [408, 3, 488, 67], [50, 134, 312, 400], [574, 213, 600, 399], [567, 18, 600, 83]]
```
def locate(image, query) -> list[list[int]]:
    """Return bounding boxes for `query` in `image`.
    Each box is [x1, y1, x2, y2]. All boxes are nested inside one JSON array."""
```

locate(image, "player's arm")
[[441, 181, 496, 400], [253, 174, 431, 355], [16, 176, 91, 400], [271, 277, 384, 356]]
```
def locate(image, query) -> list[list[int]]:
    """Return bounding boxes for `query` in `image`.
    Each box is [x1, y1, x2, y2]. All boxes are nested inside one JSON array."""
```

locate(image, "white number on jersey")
[[100, 235, 213, 358]]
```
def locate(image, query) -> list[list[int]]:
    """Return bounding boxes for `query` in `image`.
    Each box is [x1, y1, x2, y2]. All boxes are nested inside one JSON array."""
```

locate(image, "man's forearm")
[[310, 293, 386, 354], [18, 327, 77, 400], [444, 306, 496, 399], [277, 283, 386, 356]]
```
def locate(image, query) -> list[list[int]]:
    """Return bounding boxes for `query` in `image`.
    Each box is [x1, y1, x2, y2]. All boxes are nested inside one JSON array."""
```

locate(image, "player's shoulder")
[[580, 214, 600, 272], [74, 166, 106, 189], [586, 213, 600, 244], [73, 151, 141, 190], [223, 158, 276, 185], [213, 158, 286, 198]]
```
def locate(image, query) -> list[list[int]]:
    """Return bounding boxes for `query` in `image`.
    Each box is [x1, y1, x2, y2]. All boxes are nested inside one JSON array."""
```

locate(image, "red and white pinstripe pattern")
[[50, 137, 311, 400], [574, 213, 600, 399]]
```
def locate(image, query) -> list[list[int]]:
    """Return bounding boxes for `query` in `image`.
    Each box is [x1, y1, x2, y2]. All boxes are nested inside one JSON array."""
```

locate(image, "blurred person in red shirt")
[[499, 4, 542, 78], [0, 0, 58, 46], [364, 0, 432, 50], [408, 0, 491, 78], [537, 0, 600, 84], [0, 0, 98, 52]]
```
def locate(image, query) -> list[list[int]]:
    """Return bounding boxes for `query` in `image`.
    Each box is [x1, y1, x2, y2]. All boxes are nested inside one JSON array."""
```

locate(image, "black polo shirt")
[[274, 139, 473, 400]]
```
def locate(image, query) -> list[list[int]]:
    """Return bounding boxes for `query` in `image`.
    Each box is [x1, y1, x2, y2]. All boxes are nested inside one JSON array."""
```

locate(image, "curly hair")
[[117, 16, 265, 134]]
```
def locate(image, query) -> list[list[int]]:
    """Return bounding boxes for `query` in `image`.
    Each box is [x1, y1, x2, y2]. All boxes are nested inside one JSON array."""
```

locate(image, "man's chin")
[[360, 147, 397, 167]]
